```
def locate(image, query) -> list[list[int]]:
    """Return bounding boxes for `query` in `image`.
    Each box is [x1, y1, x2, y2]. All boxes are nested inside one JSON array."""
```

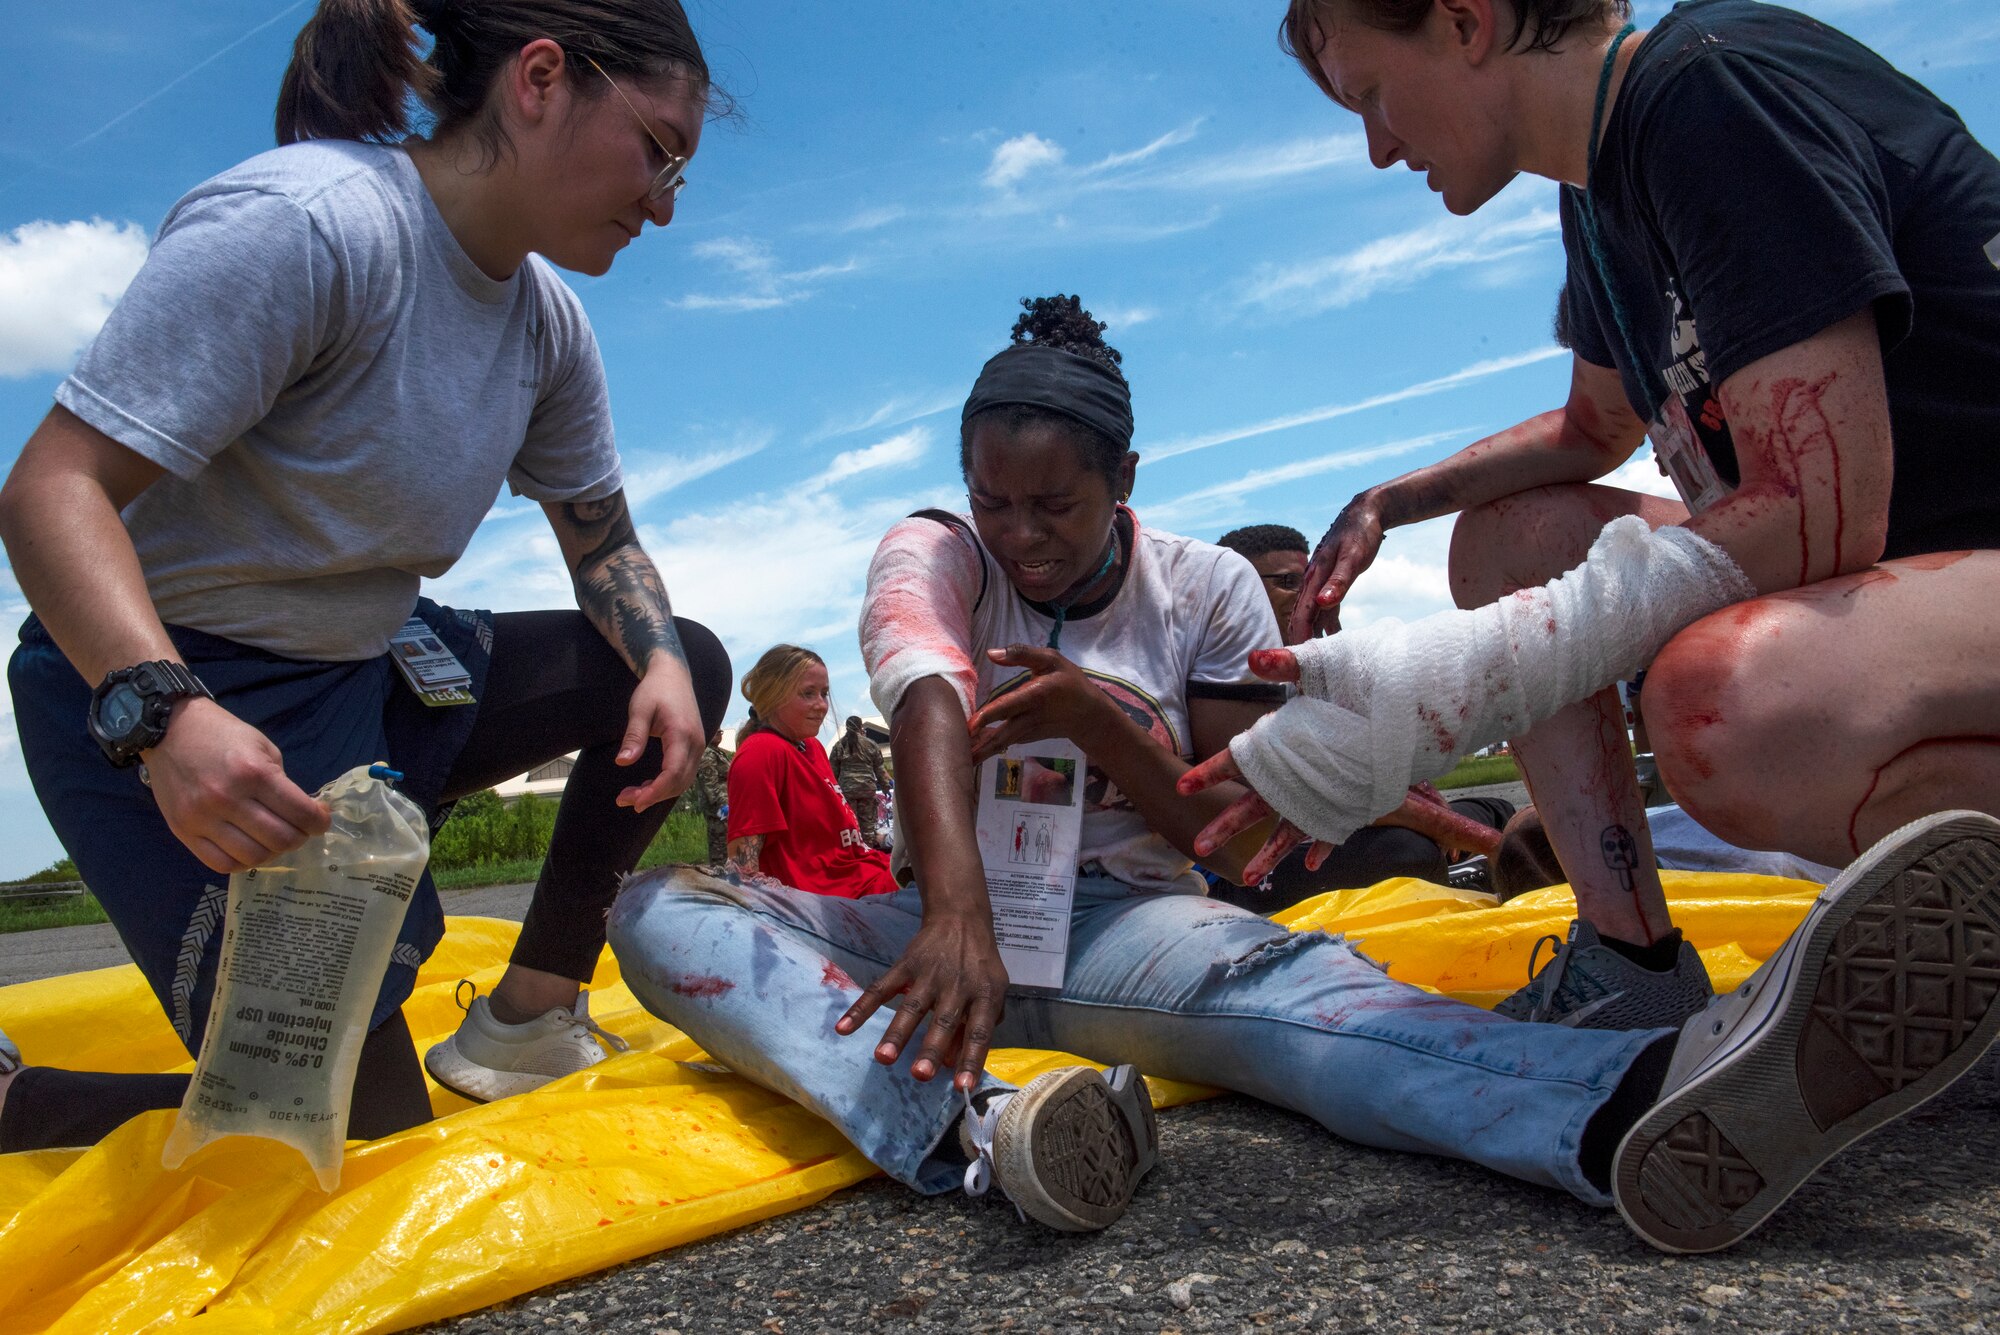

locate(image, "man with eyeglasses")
[[1216, 524, 1310, 631]]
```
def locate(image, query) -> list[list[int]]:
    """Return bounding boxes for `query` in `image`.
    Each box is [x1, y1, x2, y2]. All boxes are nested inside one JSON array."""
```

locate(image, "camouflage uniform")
[[692, 744, 731, 865], [829, 727, 889, 849]]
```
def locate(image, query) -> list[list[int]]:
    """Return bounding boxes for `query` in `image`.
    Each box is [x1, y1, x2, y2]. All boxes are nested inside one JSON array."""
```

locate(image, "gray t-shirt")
[[57, 140, 621, 661]]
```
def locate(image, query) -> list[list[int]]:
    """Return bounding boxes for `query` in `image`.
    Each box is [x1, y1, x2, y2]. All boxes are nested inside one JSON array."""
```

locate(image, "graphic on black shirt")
[[1653, 280, 1734, 511]]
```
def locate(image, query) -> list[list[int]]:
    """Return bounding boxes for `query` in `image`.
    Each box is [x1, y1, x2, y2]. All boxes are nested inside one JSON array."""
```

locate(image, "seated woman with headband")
[[601, 296, 1994, 1254]]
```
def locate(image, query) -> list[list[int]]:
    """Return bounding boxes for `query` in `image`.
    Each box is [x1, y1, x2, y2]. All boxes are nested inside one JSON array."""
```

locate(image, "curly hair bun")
[[1009, 295, 1125, 381]]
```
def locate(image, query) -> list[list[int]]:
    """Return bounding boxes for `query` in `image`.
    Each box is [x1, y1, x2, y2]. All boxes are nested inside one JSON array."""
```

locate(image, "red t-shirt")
[[726, 731, 897, 899]]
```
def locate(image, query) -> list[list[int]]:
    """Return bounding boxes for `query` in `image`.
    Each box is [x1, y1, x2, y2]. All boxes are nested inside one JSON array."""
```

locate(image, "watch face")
[[100, 683, 145, 736]]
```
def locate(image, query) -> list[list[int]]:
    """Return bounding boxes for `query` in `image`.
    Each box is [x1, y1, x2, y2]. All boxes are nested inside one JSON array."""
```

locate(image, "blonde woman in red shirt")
[[726, 645, 896, 899]]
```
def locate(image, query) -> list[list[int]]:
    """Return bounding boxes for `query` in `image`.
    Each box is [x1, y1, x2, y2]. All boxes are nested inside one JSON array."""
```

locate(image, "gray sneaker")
[[1495, 919, 1712, 1029], [0, 1025, 20, 1076], [959, 1064, 1160, 1232], [1614, 809, 2000, 1253]]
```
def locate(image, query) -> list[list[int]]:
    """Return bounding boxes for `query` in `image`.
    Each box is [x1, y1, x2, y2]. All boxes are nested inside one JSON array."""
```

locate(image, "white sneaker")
[[1613, 810, 2000, 1253], [423, 985, 629, 1103], [959, 1064, 1159, 1232]]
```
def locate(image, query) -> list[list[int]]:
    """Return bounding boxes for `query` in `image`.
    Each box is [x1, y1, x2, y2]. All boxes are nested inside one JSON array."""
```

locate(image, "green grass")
[[1433, 752, 1522, 791], [0, 892, 109, 935], [0, 808, 716, 929], [433, 806, 712, 891]]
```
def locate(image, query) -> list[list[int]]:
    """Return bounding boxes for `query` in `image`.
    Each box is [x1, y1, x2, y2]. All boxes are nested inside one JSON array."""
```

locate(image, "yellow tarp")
[[0, 872, 1819, 1334]]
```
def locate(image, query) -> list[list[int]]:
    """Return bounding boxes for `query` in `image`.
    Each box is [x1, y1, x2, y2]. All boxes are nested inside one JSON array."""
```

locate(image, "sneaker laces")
[[570, 996, 630, 1055], [959, 1087, 1025, 1221], [961, 1086, 1000, 1197], [1522, 931, 1575, 1025]]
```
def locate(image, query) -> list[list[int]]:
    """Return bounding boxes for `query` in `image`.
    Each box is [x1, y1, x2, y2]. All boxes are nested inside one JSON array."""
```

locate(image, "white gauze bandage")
[[1231, 516, 1755, 844]]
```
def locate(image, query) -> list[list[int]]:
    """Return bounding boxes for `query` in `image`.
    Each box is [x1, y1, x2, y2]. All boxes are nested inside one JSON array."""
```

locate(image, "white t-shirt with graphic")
[[861, 508, 1280, 892]]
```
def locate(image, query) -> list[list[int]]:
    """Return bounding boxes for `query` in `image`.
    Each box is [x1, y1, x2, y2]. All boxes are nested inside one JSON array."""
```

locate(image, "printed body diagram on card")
[[975, 738, 1085, 991]]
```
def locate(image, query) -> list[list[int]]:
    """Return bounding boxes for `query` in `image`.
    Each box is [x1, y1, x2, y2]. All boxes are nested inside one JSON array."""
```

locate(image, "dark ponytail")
[[277, 1, 433, 145], [275, 0, 721, 158]]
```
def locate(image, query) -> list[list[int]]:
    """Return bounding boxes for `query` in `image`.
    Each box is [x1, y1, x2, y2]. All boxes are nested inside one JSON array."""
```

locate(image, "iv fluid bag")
[[162, 764, 430, 1190]]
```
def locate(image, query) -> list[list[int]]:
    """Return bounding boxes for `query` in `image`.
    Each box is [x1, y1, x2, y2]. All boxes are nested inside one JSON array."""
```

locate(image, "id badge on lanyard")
[[1647, 396, 1730, 516], [387, 617, 476, 707], [974, 738, 1086, 992]]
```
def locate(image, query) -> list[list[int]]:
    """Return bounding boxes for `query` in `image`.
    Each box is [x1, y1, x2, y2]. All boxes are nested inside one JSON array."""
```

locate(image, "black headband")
[[961, 344, 1134, 450]]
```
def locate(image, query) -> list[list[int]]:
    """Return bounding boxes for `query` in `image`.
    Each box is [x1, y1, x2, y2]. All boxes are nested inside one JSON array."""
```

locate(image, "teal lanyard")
[[1565, 22, 1666, 423], [1044, 532, 1120, 650]]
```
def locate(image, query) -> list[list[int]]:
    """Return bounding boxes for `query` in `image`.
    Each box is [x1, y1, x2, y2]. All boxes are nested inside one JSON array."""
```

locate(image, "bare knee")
[[1448, 484, 1623, 608], [1645, 605, 1804, 849]]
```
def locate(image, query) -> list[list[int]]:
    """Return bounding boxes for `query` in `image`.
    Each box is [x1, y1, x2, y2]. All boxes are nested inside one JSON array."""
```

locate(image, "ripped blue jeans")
[[607, 870, 1669, 1204]]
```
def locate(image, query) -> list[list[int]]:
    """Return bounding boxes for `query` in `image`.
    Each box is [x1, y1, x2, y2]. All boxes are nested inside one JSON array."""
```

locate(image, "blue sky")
[[1, 0, 1996, 875]]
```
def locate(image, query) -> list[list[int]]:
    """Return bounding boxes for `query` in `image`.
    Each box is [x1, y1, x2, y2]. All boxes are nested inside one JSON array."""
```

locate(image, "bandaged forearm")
[[1231, 517, 1754, 844], [861, 516, 983, 720]]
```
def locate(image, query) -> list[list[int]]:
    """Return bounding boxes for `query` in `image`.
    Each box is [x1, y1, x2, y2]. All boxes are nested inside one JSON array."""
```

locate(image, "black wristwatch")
[[87, 660, 213, 769]]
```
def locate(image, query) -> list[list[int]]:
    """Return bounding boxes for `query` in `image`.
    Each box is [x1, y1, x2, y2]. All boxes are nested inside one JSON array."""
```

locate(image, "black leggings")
[[0, 612, 731, 1154]]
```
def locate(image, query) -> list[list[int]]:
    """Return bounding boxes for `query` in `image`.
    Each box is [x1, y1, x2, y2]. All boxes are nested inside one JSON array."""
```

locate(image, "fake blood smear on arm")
[[860, 518, 985, 712]]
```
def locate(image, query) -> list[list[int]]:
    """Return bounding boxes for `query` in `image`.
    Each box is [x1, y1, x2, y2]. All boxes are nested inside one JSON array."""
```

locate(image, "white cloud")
[[1237, 197, 1559, 316], [1600, 450, 1682, 501], [1337, 514, 1460, 630], [431, 470, 959, 738], [1120, 133, 1364, 192], [828, 205, 909, 234], [1147, 346, 1565, 462], [0, 219, 149, 378], [669, 236, 857, 314], [805, 390, 958, 445], [1145, 429, 1467, 528], [984, 133, 1066, 190], [980, 127, 1360, 209], [624, 430, 773, 506], [809, 425, 931, 490], [1092, 304, 1159, 332], [1078, 124, 1202, 175]]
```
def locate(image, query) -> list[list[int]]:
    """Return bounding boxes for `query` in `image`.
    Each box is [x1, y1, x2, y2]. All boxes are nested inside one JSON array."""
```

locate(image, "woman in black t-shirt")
[[1200, 1, 2000, 1031]]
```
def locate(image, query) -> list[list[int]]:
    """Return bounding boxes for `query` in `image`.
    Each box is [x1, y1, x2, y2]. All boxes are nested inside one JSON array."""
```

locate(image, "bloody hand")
[[1291, 496, 1386, 643], [834, 911, 1010, 1090]]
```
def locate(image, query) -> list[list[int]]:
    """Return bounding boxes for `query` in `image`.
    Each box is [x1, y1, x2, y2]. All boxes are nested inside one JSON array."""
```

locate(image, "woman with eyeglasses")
[[0, 0, 732, 1155]]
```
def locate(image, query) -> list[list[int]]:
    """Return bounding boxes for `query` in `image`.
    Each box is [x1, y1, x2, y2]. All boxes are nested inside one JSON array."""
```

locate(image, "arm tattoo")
[[727, 834, 764, 875], [561, 492, 687, 675]]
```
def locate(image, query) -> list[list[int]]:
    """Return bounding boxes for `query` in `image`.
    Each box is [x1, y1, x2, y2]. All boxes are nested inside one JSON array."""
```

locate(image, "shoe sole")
[[994, 1064, 1159, 1232], [1613, 810, 2000, 1253]]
